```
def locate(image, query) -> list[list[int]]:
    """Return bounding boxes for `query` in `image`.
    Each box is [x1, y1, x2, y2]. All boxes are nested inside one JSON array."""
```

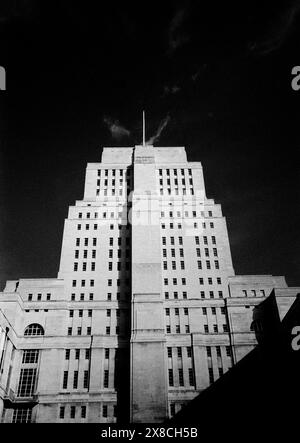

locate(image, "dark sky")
[[0, 0, 299, 289]]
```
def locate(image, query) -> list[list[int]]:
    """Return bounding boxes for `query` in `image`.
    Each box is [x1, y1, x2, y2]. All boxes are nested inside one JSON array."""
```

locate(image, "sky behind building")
[[0, 0, 299, 288]]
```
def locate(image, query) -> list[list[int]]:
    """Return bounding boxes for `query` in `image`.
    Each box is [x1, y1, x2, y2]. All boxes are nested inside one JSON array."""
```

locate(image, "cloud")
[[103, 117, 130, 140], [167, 7, 190, 54], [146, 115, 171, 145], [248, 2, 300, 55], [163, 84, 181, 96]]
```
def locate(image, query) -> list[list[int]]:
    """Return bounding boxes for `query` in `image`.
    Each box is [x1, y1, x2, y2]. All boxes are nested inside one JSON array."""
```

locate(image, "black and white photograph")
[[0, 0, 299, 439]]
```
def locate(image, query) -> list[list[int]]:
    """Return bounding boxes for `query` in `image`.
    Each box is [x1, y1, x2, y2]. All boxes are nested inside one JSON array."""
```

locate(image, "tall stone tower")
[[0, 145, 296, 423]]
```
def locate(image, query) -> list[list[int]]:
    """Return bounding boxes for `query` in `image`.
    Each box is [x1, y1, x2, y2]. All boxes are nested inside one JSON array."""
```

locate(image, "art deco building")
[[0, 145, 298, 423]]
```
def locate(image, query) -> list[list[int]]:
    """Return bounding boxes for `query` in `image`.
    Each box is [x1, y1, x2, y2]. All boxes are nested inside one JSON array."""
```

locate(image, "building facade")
[[0, 145, 298, 423]]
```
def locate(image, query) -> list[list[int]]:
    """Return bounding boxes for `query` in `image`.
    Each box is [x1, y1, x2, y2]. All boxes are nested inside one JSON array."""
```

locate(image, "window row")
[[203, 324, 228, 333], [69, 309, 93, 318], [72, 280, 95, 288], [71, 293, 94, 301], [164, 290, 224, 299], [59, 403, 116, 420], [75, 249, 97, 259], [67, 327, 92, 336], [168, 368, 195, 387], [65, 348, 111, 361], [166, 325, 190, 334], [165, 307, 189, 316], [97, 169, 129, 177], [158, 168, 193, 177], [167, 346, 192, 358], [159, 188, 195, 196], [62, 370, 89, 389], [163, 277, 222, 286], [162, 260, 219, 270], [206, 345, 232, 358], [59, 405, 88, 419], [242, 289, 266, 297], [75, 237, 97, 247], [27, 293, 51, 301]]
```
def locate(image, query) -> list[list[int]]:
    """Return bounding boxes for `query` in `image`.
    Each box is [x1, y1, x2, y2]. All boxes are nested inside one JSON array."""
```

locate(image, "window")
[[70, 406, 76, 419], [12, 408, 32, 423], [216, 346, 221, 357], [77, 327, 82, 336], [183, 291, 187, 299], [199, 278, 204, 285], [81, 406, 87, 419], [79, 310, 83, 318], [24, 324, 44, 336], [187, 347, 192, 358], [83, 371, 89, 388], [87, 327, 91, 335], [89, 293, 94, 301], [107, 309, 111, 317], [68, 327, 72, 336], [106, 327, 110, 335], [189, 368, 195, 386], [208, 278, 213, 285], [88, 309, 92, 318], [22, 350, 39, 364], [197, 260, 202, 269], [65, 349, 70, 360], [176, 325, 180, 334], [213, 324, 218, 333], [17, 368, 37, 397], [102, 405, 108, 418], [75, 349, 80, 360], [105, 348, 110, 359], [226, 346, 231, 357], [165, 292, 169, 299], [185, 325, 190, 333], [209, 368, 214, 384], [166, 325, 171, 334], [223, 324, 228, 332], [104, 370, 109, 388], [209, 291, 214, 299], [169, 369, 174, 386], [85, 349, 90, 360], [218, 291, 223, 298], [202, 307, 207, 315], [215, 260, 219, 269], [46, 294, 51, 301], [206, 346, 212, 357], [175, 308, 179, 316], [73, 371, 78, 389], [59, 406, 65, 419], [167, 347, 172, 358], [28, 294, 33, 301], [179, 369, 184, 386], [204, 325, 209, 333], [166, 308, 170, 316]]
